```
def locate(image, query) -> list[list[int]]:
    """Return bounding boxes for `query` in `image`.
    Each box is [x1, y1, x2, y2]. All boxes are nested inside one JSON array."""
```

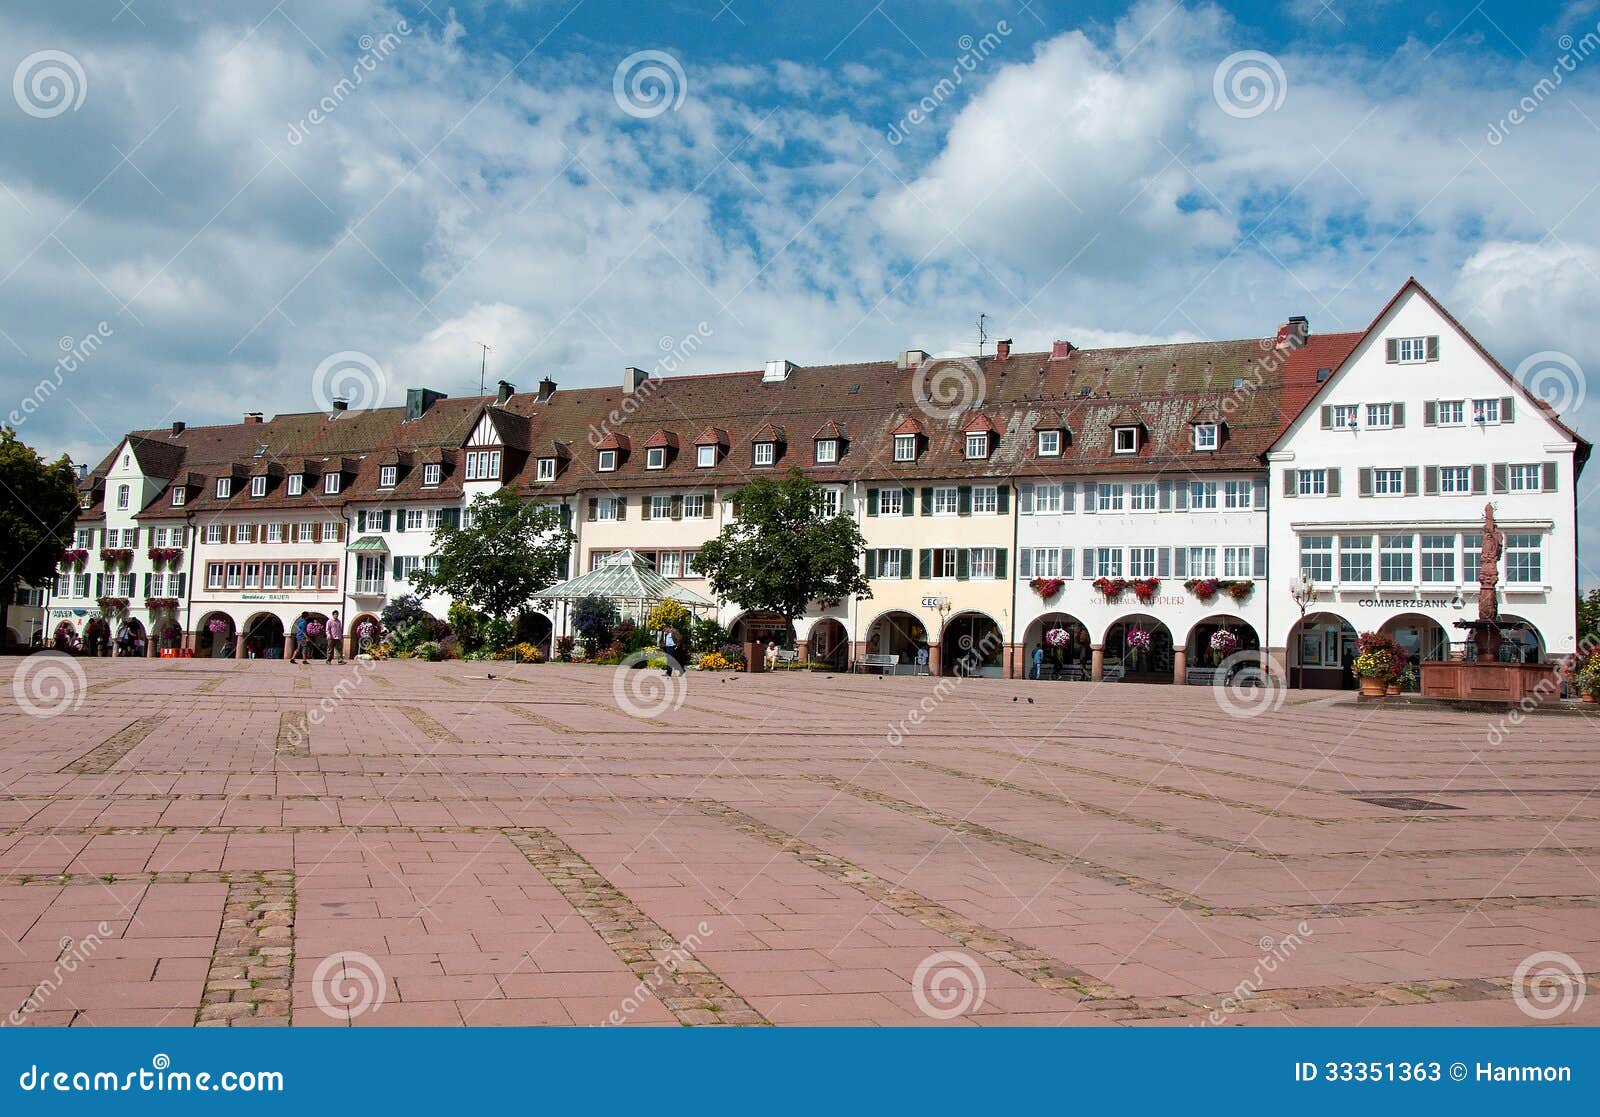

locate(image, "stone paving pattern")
[[1, 659, 1596, 1026]]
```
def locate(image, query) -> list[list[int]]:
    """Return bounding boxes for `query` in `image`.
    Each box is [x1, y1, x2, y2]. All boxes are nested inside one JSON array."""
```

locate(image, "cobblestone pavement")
[[2, 658, 1596, 1026]]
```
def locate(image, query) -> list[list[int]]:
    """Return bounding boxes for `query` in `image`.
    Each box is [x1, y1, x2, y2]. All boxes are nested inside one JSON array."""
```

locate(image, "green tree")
[[693, 468, 870, 639], [1578, 588, 1600, 650], [410, 489, 574, 621], [0, 428, 79, 646]]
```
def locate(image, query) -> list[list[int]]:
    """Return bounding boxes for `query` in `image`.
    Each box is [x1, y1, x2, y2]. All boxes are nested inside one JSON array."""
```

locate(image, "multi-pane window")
[[1029, 548, 1060, 577], [205, 523, 223, 544], [1435, 400, 1464, 425], [972, 486, 997, 514], [262, 563, 279, 590], [1189, 481, 1218, 509], [817, 488, 842, 518], [1223, 480, 1252, 509], [815, 439, 838, 464], [878, 549, 903, 578], [650, 495, 673, 519], [322, 520, 340, 541], [1439, 466, 1471, 494], [1187, 547, 1218, 577], [682, 551, 697, 577], [596, 498, 620, 522], [1331, 404, 1359, 429], [1223, 546, 1253, 578], [1096, 548, 1123, 577], [1097, 483, 1124, 512], [266, 523, 283, 543], [225, 563, 243, 589], [287, 474, 304, 496], [298, 521, 315, 542], [932, 487, 959, 516], [753, 442, 775, 466], [323, 472, 340, 495], [207, 564, 224, 590], [216, 478, 231, 499], [1463, 533, 1482, 582], [244, 563, 260, 590], [969, 548, 997, 579], [1037, 430, 1060, 456], [1340, 535, 1373, 583], [378, 467, 397, 488], [1508, 464, 1543, 492], [937, 550, 958, 579], [1379, 535, 1414, 583], [1298, 469, 1327, 496], [1373, 468, 1404, 495], [405, 509, 425, 531], [321, 563, 338, 590], [894, 434, 916, 462], [1472, 398, 1501, 424], [1300, 535, 1333, 582], [251, 475, 267, 497], [658, 551, 681, 578], [1506, 534, 1542, 583], [697, 444, 716, 468], [465, 450, 501, 480], [1194, 423, 1218, 450], [423, 463, 441, 486], [75, 528, 93, 548], [1113, 427, 1138, 454], [1366, 403, 1394, 428], [1421, 535, 1455, 583], [1129, 482, 1157, 510], [1395, 337, 1429, 362], [878, 488, 902, 516], [597, 450, 617, 472], [281, 563, 298, 590], [1035, 484, 1062, 513], [116, 485, 130, 510], [965, 433, 989, 459], [172, 487, 186, 506], [646, 447, 666, 470], [1128, 547, 1157, 577], [683, 494, 706, 518]]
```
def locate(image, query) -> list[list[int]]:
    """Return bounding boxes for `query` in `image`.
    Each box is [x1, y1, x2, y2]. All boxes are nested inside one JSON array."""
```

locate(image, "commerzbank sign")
[[1354, 595, 1467, 609]]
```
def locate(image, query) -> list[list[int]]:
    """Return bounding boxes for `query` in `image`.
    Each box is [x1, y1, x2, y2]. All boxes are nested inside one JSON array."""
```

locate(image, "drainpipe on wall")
[[183, 509, 197, 654]]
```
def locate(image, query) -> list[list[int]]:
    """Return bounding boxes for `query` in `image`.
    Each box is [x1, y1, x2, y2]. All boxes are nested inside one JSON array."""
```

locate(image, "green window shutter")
[[901, 487, 914, 516], [392, 557, 402, 579], [1320, 406, 1333, 429], [994, 549, 1007, 579], [175, 573, 185, 598], [1425, 335, 1440, 360], [1282, 470, 1297, 497], [918, 549, 931, 579], [866, 488, 879, 516], [996, 485, 1010, 514], [1392, 402, 1405, 427], [957, 486, 972, 515], [1424, 466, 1438, 495], [1544, 461, 1558, 491], [1019, 549, 1032, 578], [616, 496, 627, 521], [956, 549, 970, 580], [394, 509, 405, 532], [920, 487, 933, 516], [1501, 396, 1515, 421], [865, 551, 877, 578], [671, 496, 683, 520], [1358, 468, 1372, 497], [143, 573, 151, 597], [1403, 466, 1418, 495], [900, 549, 912, 579], [641, 498, 652, 521], [1471, 464, 1487, 494], [1327, 468, 1341, 496], [1385, 339, 1399, 362], [1492, 463, 1507, 493]]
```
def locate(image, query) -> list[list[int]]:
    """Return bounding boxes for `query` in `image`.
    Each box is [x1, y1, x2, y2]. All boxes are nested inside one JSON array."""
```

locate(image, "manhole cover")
[[1354, 796, 1464, 811]]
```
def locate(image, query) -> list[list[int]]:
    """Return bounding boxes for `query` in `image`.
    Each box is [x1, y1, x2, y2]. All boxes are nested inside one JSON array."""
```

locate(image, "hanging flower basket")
[[96, 596, 130, 618], [207, 617, 231, 635], [1184, 577, 1221, 601], [1210, 629, 1239, 657], [1125, 628, 1153, 651], [1044, 628, 1071, 649], [147, 547, 184, 566], [61, 548, 89, 567], [305, 621, 326, 639], [1225, 580, 1254, 601], [1029, 576, 1065, 600], [1092, 576, 1128, 601], [99, 547, 134, 568], [1131, 577, 1161, 604]]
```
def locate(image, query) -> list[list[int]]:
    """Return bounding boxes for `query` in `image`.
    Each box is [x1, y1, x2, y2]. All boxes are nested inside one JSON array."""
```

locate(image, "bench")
[[771, 648, 801, 669], [853, 653, 901, 674]]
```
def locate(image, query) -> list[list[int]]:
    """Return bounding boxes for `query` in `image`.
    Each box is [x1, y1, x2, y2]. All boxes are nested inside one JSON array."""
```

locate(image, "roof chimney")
[[332, 398, 349, 412], [406, 387, 448, 421], [896, 349, 928, 371], [537, 377, 556, 402], [1050, 340, 1075, 360], [995, 339, 1011, 361], [495, 380, 514, 406], [244, 412, 263, 424], [623, 366, 649, 395], [1276, 316, 1309, 350], [170, 421, 186, 436], [763, 359, 795, 383]]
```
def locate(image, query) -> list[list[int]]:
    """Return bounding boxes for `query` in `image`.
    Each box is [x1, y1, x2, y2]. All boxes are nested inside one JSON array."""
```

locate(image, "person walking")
[[662, 625, 681, 677], [325, 611, 345, 664], [290, 612, 309, 664]]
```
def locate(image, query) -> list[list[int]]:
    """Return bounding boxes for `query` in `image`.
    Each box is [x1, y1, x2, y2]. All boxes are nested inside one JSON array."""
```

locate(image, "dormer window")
[[598, 449, 617, 472], [379, 466, 397, 488], [287, 474, 304, 496], [964, 432, 990, 460], [423, 463, 441, 486], [81, 492, 92, 509], [216, 478, 232, 499], [1113, 427, 1138, 454], [1037, 430, 1061, 457], [753, 441, 775, 467], [537, 457, 556, 482], [815, 438, 838, 464], [697, 444, 716, 468], [894, 434, 916, 462], [171, 487, 186, 507], [323, 472, 341, 495], [465, 450, 501, 480], [646, 447, 666, 470], [1193, 423, 1218, 451], [251, 475, 268, 497]]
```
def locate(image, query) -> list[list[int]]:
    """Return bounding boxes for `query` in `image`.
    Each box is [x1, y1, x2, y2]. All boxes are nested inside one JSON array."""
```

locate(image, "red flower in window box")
[[1131, 577, 1161, 603], [1225, 579, 1254, 601], [1029, 576, 1065, 600], [61, 548, 89, 566], [99, 547, 134, 568], [146, 546, 184, 566], [96, 595, 130, 618], [145, 597, 179, 613], [1092, 576, 1127, 601], [1184, 577, 1221, 601]]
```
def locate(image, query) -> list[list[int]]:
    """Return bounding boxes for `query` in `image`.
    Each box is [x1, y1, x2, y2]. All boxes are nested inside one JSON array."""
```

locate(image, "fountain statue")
[[1475, 503, 1502, 662]]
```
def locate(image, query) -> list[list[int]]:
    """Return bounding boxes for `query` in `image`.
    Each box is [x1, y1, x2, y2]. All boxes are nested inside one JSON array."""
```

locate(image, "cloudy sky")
[[3, 0, 1599, 572]]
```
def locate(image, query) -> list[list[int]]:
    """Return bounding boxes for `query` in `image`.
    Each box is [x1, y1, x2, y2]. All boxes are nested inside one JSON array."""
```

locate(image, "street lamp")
[[1289, 571, 1317, 691]]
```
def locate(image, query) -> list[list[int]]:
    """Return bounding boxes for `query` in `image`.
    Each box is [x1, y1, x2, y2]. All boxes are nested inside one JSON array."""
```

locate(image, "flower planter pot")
[[1584, 693, 1596, 704], [1358, 676, 1388, 697], [1385, 682, 1401, 696]]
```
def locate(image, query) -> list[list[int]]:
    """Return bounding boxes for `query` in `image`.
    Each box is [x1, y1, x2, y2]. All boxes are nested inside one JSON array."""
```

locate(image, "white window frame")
[[1223, 480, 1251, 509], [932, 486, 959, 516], [696, 444, 717, 468], [287, 474, 304, 496], [597, 498, 619, 522], [1097, 483, 1124, 512], [216, 478, 231, 499], [1129, 482, 1156, 511], [537, 458, 556, 482], [250, 475, 267, 497], [1505, 533, 1542, 584], [171, 487, 186, 507], [1300, 535, 1333, 582], [597, 449, 617, 473], [1420, 534, 1456, 584], [646, 447, 666, 470], [1297, 469, 1327, 497], [1372, 468, 1404, 496], [323, 472, 340, 495], [423, 463, 441, 486], [1379, 534, 1414, 584], [1113, 427, 1138, 454], [893, 434, 916, 462], [1037, 430, 1060, 457], [266, 523, 283, 543], [116, 484, 130, 510], [815, 439, 838, 464], [1435, 400, 1465, 426], [1035, 484, 1063, 514], [1473, 398, 1502, 425], [1189, 481, 1218, 509], [1395, 337, 1429, 363], [378, 466, 397, 488], [964, 432, 989, 460], [1508, 464, 1543, 493], [878, 549, 903, 578], [1331, 404, 1359, 429], [1439, 466, 1471, 494], [650, 495, 672, 520], [1366, 403, 1394, 429], [1193, 423, 1218, 451], [753, 442, 775, 467], [878, 488, 903, 516], [969, 548, 997, 579], [205, 523, 223, 545], [683, 494, 707, 518], [658, 551, 681, 578]]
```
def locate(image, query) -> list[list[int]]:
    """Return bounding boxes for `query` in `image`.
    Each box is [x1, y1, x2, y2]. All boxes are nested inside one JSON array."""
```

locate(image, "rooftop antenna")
[[977, 313, 988, 356], [477, 342, 492, 398]]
